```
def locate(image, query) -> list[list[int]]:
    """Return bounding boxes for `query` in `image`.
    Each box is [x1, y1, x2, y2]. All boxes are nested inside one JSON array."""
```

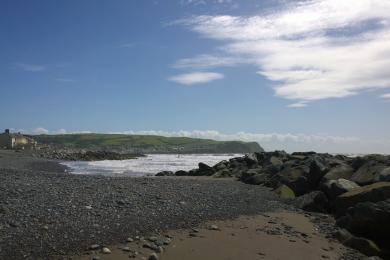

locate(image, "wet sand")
[[73, 212, 350, 260]]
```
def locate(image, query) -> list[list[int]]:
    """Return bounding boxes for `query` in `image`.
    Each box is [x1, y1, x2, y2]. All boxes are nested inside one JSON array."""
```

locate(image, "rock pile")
[[157, 151, 390, 258]]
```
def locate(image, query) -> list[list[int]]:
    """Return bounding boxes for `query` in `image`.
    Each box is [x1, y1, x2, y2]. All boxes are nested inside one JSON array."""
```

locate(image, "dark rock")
[[293, 191, 329, 213], [175, 170, 188, 176], [243, 174, 268, 185], [350, 161, 386, 185], [333, 182, 390, 216], [155, 171, 174, 177], [375, 167, 390, 182], [321, 179, 359, 200], [198, 162, 215, 176], [322, 165, 354, 181], [336, 200, 390, 250], [273, 166, 311, 195], [343, 236, 381, 257]]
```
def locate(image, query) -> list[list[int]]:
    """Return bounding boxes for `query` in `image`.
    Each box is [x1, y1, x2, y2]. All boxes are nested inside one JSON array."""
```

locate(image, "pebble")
[[102, 247, 111, 254], [89, 244, 100, 250], [148, 253, 159, 260], [209, 224, 219, 231], [126, 237, 134, 242], [122, 246, 131, 252]]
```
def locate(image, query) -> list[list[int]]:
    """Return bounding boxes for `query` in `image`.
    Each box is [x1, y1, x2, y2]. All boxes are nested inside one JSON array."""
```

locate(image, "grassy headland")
[[33, 133, 263, 154]]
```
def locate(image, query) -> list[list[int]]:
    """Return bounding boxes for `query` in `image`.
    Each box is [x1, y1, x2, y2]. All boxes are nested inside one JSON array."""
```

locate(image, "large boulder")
[[321, 179, 360, 199], [275, 184, 295, 199], [322, 165, 354, 181], [334, 229, 382, 257], [350, 161, 386, 185], [336, 200, 390, 251], [375, 167, 390, 182], [343, 236, 382, 257], [293, 191, 329, 213], [333, 182, 390, 216], [243, 173, 268, 185], [272, 165, 311, 195], [197, 162, 215, 176]]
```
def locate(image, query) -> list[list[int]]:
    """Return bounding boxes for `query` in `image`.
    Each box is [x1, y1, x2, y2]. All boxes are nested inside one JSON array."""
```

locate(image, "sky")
[[1, 0, 390, 153]]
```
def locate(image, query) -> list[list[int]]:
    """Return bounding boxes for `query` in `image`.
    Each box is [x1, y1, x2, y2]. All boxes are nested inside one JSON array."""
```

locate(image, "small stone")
[[209, 225, 219, 231], [148, 236, 158, 242], [148, 253, 159, 260], [85, 205, 93, 210], [102, 247, 111, 254], [126, 237, 134, 242], [163, 238, 171, 245], [91, 256, 100, 260], [122, 246, 131, 252], [43, 225, 49, 230], [89, 244, 100, 250]]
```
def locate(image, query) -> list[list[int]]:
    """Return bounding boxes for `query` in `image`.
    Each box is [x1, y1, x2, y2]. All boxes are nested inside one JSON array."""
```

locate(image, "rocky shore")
[[0, 149, 384, 260], [34, 149, 144, 161], [157, 151, 390, 259]]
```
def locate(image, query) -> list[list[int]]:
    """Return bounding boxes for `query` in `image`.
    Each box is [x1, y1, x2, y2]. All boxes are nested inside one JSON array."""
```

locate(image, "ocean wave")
[[62, 154, 242, 177]]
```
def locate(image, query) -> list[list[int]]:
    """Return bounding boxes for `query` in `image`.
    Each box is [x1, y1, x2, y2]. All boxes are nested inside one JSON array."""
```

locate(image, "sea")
[[62, 153, 242, 177]]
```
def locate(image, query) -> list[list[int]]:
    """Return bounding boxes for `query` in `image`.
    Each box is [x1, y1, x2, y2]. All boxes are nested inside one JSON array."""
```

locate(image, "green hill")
[[34, 133, 264, 154]]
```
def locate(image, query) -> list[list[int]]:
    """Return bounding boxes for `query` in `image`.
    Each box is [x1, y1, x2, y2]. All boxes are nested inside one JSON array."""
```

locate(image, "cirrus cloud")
[[174, 0, 390, 105], [168, 72, 224, 85]]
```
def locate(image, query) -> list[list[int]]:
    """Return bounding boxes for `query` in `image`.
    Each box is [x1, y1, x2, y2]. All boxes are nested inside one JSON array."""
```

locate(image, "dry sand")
[[73, 211, 348, 260]]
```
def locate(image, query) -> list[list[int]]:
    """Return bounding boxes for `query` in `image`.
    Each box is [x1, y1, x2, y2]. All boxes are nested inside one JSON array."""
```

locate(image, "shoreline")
[[0, 150, 381, 259]]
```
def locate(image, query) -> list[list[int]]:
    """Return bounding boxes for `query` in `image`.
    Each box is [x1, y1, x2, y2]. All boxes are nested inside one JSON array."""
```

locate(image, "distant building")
[[0, 129, 37, 150]]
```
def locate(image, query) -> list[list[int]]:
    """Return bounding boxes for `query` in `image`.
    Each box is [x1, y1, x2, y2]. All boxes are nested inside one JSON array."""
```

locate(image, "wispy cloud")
[[287, 102, 308, 108], [14, 63, 46, 72], [168, 72, 224, 85], [380, 93, 390, 99], [175, 0, 390, 104], [173, 54, 245, 69]]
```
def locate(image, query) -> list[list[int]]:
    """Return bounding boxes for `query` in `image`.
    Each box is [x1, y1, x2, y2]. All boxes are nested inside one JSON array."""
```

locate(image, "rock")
[[350, 161, 386, 185], [336, 200, 390, 250], [333, 182, 390, 216], [334, 229, 353, 243], [209, 224, 219, 230], [102, 247, 111, 254], [321, 179, 359, 199], [243, 173, 268, 185], [274, 184, 296, 199], [91, 256, 100, 260], [122, 246, 131, 252], [89, 244, 100, 250], [212, 169, 232, 178], [148, 236, 158, 242], [175, 170, 188, 176], [375, 167, 390, 182], [294, 191, 329, 213], [213, 160, 229, 171], [155, 171, 174, 176], [148, 253, 159, 260], [126, 237, 134, 242], [322, 165, 354, 181], [197, 162, 215, 176], [343, 236, 381, 257], [273, 166, 311, 195]]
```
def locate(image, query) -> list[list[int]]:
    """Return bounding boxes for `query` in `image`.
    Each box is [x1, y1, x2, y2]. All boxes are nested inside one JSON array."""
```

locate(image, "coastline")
[[0, 150, 375, 259]]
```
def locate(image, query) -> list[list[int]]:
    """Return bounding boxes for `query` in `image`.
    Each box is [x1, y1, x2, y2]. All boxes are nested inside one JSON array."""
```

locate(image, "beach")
[[0, 150, 368, 259]]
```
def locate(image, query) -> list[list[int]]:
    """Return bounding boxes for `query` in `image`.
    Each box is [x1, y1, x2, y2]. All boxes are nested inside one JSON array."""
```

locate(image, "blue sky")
[[1, 0, 390, 153]]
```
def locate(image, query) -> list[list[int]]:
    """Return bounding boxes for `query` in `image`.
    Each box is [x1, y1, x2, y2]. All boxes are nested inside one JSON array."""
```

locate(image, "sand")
[[73, 211, 348, 260]]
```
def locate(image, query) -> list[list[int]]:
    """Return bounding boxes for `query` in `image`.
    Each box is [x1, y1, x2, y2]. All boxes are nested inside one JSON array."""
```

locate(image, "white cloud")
[[381, 93, 390, 99], [175, 0, 390, 103], [287, 102, 308, 108], [168, 72, 224, 85], [173, 54, 245, 69], [32, 127, 50, 135], [15, 63, 46, 72]]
